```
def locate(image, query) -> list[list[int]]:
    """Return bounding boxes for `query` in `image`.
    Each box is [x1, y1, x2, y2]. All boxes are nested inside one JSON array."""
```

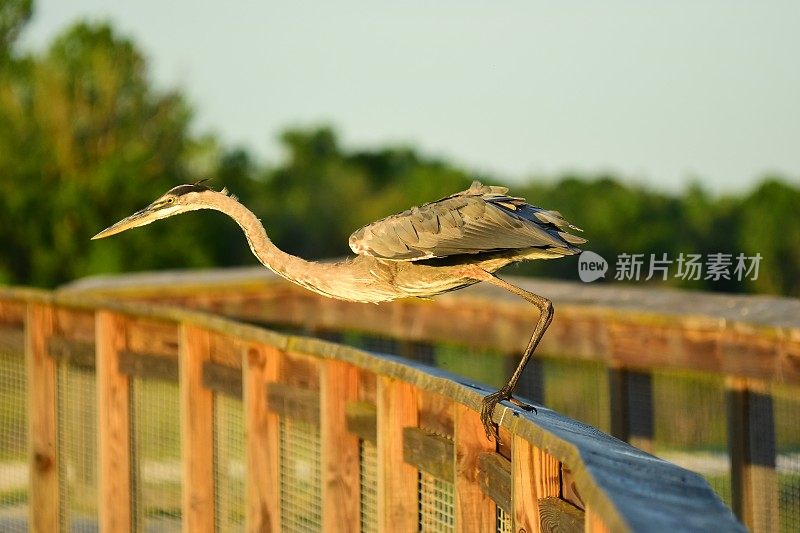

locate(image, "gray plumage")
[[92, 180, 586, 440], [350, 181, 585, 261]]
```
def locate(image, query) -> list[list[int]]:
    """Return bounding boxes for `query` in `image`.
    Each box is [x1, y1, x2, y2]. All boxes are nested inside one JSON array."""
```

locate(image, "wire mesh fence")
[[650, 368, 731, 506], [57, 362, 99, 531], [214, 393, 245, 532], [418, 472, 454, 533], [0, 350, 28, 532], [540, 357, 610, 432], [132, 377, 182, 532], [279, 417, 322, 532], [359, 440, 378, 533], [496, 506, 512, 533], [774, 383, 800, 533]]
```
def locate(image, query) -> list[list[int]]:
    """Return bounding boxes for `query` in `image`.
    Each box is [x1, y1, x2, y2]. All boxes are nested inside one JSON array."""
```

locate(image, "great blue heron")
[[93, 180, 585, 439]]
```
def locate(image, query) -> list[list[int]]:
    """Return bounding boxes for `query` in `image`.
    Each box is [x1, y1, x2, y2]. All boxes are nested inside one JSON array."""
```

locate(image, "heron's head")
[[92, 182, 221, 240]]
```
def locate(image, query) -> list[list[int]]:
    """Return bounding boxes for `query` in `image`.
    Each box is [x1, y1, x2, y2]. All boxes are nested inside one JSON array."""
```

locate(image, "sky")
[[21, 1, 800, 193]]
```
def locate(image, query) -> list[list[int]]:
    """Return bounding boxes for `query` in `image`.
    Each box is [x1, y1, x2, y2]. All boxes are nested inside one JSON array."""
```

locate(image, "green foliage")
[[0, 0, 32, 59], [0, 13, 798, 297]]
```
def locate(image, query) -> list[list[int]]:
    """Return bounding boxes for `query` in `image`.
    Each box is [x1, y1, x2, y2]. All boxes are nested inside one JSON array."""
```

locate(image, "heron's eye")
[[166, 197, 175, 204]]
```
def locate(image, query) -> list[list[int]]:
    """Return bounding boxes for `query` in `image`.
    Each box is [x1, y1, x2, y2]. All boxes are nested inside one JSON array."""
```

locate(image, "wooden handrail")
[[54, 269, 800, 532], [0, 287, 745, 532], [60, 267, 800, 385]]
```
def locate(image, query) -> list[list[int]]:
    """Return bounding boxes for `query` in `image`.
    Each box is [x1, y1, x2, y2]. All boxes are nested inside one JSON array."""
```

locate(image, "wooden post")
[[454, 403, 494, 532], [377, 377, 418, 532], [727, 377, 779, 533], [321, 360, 360, 532], [96, 310, 132, 532], [180, 324, 215, 532], [244, 344, 280, 533], [27, 304, 59, 533], [609, 367, 654, 452], [512, 435, 560, 532]]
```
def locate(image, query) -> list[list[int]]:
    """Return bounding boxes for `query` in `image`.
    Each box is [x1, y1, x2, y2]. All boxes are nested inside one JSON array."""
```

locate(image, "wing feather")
[[348, 181, 586, 261]]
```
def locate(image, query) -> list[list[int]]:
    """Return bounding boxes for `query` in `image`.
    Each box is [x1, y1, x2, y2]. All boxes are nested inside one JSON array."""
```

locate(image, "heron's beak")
[[91, 207, 160, 240]]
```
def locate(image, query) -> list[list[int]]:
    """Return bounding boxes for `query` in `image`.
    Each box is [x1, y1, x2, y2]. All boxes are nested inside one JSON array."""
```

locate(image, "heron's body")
[[93, 180, 585, 439]]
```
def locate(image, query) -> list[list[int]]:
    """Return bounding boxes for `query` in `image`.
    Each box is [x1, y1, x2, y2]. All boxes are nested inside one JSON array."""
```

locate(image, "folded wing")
[[349, 181, 586, 261]]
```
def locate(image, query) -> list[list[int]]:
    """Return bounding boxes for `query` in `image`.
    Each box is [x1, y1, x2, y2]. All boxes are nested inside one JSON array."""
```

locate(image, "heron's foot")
[[509, 397, 537, 413], [480, 389, 538, 441], [480, 387, 515, 441]]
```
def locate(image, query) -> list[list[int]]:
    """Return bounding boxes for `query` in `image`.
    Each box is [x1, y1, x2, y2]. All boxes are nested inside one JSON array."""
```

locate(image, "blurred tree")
[[736, 178, 800, 295], [0, 22, 223, 286], [259, 127, 474, 260], [0, 12, 798, 297], [0, 0, 32, 60]]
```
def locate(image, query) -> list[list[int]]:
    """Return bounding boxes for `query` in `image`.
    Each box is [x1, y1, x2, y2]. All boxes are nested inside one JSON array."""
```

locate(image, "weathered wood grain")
[[561, 465, 584, 511], [118, 350, 179, 381], [202, 360, 243, 398], [46, 336, 95, 368], [96, 310, 131, 532], [377, 377, 418, 532], [210, 331, 243, 368], [244, 344, 281, 533], [514, 437, 560, 533], [454, 404, 495, 532], [126, 317, 179, 357], [478, 452, 511, 514], [402, 426, 454, 482], [345, 400, 377, 444], [53, 308, 95, 343], [3, 281, 752, 533], [180, 325, 215, 532], [266, 382, 320, 423], [61, 269, 800, 384], [27, 304, 59, 533], [418, 389, 454, 437], [321, 360, 360, 533], [539, 497, 584, 533]]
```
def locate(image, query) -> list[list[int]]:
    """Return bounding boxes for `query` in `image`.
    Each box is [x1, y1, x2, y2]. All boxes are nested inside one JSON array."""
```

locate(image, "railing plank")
[[180, 324, 214, 532], [454, 404, 494, 532], [539, 497, 584, 533], [321, 360, 360, 532], [478, 453, 511, 514], [27, 304, 59, 533], [4, 285, 750, 533], [377, 377, 418, 532], [96, 310, 131, 532], [244, 344, 280, 533], [345, 400, 377, 443], [402, 427, 454, 482], [203, 360, 243, 398], [513, 436, 560, 532]]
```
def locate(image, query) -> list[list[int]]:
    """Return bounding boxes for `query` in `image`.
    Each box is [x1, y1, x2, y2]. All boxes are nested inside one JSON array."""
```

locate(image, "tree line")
[[1, 4, 798, 296]]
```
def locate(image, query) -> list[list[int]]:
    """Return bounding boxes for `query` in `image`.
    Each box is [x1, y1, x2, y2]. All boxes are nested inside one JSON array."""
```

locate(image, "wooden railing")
[[0, 284, 744, 532], [61, 267, 800, 532]]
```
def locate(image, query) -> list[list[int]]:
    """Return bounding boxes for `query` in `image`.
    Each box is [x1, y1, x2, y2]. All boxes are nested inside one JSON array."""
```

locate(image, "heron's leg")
[[477, 274, 554, 440]]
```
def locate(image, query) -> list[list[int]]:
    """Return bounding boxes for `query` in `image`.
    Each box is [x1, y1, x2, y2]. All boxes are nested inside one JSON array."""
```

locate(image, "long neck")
[[206, 192, 330, 284]]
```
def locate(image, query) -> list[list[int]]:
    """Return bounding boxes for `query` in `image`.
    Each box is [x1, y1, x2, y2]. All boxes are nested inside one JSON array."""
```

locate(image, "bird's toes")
[[509, 397, 537, 413], [480, 392, 505, 441]]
